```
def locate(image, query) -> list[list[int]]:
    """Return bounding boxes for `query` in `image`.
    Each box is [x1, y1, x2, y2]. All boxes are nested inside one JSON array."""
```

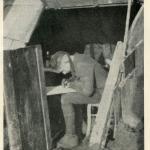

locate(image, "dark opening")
[[27, 5, 141, 140]]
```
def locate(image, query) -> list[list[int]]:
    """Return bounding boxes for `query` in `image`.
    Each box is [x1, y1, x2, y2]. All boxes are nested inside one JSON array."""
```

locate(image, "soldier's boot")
[[57, 133, 78, 149], [57, 110, 79, 148]]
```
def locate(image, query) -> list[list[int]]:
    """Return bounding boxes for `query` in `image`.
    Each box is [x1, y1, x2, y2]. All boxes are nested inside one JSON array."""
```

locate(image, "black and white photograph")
[[3, 0, 145, 150]]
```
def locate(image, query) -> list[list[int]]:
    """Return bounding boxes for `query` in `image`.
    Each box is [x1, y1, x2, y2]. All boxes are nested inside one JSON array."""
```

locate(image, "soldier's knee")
[[61, 93, 71, 104]]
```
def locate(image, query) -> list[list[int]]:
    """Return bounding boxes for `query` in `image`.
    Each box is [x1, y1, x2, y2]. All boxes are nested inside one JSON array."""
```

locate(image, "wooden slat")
[[89, 41, 124, 149], [4, 45, 52, 150], [35, 45, 52, 149]]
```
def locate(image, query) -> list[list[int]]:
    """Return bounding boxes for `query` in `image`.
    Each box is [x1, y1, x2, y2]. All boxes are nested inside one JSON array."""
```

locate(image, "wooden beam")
[[89, 41, 124, 149]]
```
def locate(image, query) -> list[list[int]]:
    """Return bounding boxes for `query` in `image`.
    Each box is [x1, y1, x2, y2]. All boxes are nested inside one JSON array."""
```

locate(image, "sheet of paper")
[[46, 85, 76, 95]]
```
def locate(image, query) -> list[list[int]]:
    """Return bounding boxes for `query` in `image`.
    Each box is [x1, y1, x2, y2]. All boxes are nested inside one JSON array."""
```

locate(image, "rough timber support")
[[89, 41, 124, 149]]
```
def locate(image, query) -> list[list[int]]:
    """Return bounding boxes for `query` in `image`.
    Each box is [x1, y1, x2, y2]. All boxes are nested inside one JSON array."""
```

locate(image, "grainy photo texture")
[[3, 0, 144, 150]]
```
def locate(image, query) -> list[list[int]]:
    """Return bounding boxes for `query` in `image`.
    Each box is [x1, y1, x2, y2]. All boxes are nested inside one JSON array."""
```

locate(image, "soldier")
[[49, 51, 108, 148]]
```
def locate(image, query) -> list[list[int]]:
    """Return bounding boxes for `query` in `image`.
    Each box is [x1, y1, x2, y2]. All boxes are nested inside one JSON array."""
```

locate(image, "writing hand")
[[61, 79, 70, 88]]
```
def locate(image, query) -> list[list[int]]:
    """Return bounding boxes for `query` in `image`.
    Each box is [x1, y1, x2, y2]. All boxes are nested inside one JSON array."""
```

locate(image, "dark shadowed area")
[[28, 5, 140, 58]]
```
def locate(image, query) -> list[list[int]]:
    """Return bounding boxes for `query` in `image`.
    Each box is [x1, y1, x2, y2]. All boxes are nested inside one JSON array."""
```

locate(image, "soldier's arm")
[[69, 65, 94, 96]]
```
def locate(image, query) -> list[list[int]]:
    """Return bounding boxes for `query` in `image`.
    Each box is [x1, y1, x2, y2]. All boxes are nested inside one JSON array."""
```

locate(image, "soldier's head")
[[50, 51, 71, 74]]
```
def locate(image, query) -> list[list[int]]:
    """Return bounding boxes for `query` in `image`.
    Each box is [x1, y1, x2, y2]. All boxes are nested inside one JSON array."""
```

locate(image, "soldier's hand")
[[61, 79, 70, 88]]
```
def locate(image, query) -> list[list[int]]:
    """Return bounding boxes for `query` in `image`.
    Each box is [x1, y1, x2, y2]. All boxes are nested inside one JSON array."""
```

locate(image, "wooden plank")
[[45, 0, 128, 9], [4, 0, 43, 50], [4, 51, 23, 150], [89, 41, 124, 149], [4, 45, 52, 150]]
